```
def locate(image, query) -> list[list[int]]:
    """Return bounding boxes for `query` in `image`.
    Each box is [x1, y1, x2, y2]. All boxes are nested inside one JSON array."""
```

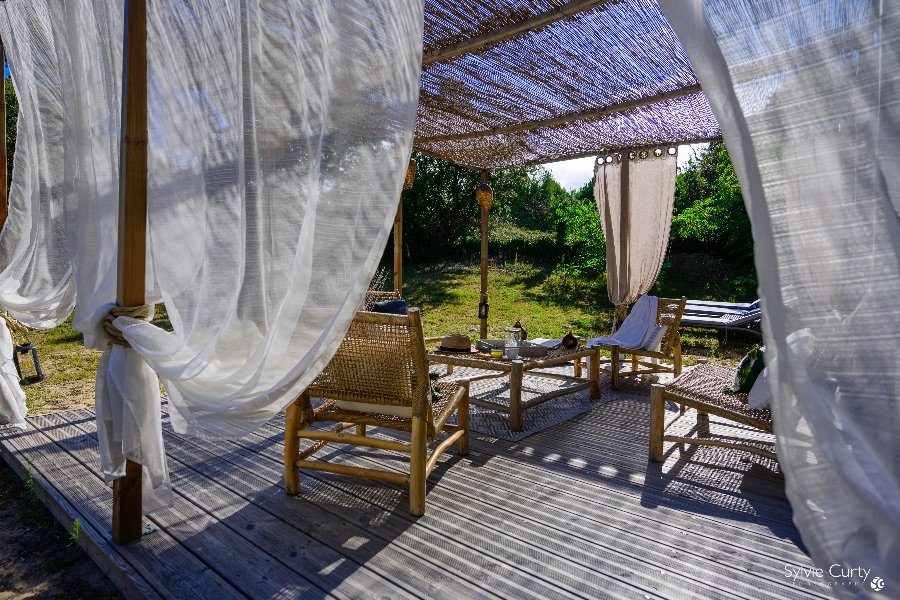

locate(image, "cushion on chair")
[[333, 399, 413, 418], [727, 346, 765, 394], [747, 367, 771, 409], [371, 299, 408, 315], [641, 326, 667, 351]]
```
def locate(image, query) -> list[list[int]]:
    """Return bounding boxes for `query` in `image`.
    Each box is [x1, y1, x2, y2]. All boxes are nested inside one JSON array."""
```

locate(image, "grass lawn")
[[400, 260, 756, 365], [17, 260, 757, 416]]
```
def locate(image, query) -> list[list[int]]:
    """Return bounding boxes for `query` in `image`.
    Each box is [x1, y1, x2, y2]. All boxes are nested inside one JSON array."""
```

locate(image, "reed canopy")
[[414, 0, 720, 170]]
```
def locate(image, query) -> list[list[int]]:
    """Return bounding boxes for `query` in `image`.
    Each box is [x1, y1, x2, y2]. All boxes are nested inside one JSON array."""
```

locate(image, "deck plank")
[[32, 411, 348, 600], [0, 375, 834, 600], [265, 421, 826, 600], [54, 408, 475, 600], [1, 419, 241, 600]]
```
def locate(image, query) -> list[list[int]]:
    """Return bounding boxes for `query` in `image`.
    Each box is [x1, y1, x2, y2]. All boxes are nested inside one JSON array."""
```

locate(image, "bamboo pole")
[[393, 201, 402, 295], [1, 38, 7, 229], [479, 171, 489, 339], [112, 0, 148, 544], [422, 0, 615, 66], [416, 84, 703, 143]]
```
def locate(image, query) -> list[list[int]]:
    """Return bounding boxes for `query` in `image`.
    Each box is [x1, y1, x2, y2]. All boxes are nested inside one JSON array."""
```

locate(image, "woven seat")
[[593, 297, 687, 389], [284, 308, 469, 516], [649, 363, 774, 462]]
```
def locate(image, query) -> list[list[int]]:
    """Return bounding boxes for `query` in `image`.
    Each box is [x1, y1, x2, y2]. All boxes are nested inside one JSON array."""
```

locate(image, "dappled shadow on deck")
[[0, 373, 833, 600]]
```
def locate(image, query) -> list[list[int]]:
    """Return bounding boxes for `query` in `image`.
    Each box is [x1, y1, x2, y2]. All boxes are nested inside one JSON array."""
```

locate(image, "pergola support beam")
[[394, 201, 403, 296], [112, 0, 149, 545], [415, 84, 703, 144], [422, 0, 616, 66], [479, 171, 489, 339]]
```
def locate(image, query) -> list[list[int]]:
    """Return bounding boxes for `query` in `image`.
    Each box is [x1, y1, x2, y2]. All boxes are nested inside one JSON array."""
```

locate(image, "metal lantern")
[[476, 182, 493, 211], [404, 159, 417, 189], [13, 342, 44, 386]]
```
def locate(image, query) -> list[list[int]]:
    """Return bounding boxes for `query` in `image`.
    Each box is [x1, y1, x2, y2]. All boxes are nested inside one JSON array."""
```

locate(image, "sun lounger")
[[680, 300, 762, 338]]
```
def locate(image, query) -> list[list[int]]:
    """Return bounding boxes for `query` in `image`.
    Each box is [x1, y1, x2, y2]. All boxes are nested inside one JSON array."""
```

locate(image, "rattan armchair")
[[284, 308, 469, 516], [594, 296, 687, 389]]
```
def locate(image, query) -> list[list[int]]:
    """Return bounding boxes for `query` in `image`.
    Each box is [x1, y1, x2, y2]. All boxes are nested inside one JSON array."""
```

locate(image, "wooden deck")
[[0, 374, 834, 600]]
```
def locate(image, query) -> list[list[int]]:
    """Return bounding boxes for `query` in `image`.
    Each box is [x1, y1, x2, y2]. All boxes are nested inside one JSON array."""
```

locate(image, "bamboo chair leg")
[[696, 411, 710, 438], [356, 424, 366, 437], [284, 399, 303, 495], [649, 384, 665, 462], [673, 339, 682, 377], [589, 347, 601, 398], [457, 382, 470, 455], [409, 416, 427, 516], [447, 364, 454, 376], [509, 360, 524, 432], [611, 344, 620, 390]]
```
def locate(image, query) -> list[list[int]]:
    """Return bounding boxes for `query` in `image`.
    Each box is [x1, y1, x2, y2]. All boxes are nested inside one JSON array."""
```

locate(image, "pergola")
[[2, 3, 897, 591], [0, 1, 722, 537], [392, 0, 721, 336]]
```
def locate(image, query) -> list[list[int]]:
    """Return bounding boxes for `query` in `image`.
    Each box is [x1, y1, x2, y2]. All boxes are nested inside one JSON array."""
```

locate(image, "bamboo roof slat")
[[417, 0, 722, 169]]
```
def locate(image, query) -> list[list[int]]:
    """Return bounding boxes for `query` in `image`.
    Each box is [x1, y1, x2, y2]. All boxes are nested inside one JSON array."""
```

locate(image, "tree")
[[5, 76, 17, 190], [671, 142, 754, 269], [549, 179, 606, 277], [400, 153, 545, 260]]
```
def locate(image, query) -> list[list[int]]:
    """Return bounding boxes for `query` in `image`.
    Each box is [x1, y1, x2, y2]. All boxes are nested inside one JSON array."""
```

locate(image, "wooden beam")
[[411, 134, 723, 171], [1, 38, 7, 229], [415, 84, 703, 144], [393, 201, 402, 296], [112, 0, 149, 545], [517, 136, 723, 167], [479, 171, 489, 339], [422, 0, 616, 66]]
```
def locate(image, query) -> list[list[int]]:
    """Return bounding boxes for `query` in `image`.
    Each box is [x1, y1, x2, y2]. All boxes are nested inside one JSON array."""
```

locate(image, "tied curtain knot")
[[103, 304, 152, 347]]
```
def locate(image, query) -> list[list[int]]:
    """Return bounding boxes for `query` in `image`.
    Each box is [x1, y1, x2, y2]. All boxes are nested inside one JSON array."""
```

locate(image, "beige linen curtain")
[[594, 149, 678, 310]]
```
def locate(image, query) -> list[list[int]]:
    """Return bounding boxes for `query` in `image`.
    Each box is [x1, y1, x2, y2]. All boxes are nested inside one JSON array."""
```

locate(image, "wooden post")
[[479, 171, 489, 339], [649, 384, 665, 462], [409, 416, 427, 516], [393, 201, 402, 296], [509, 359, 524, 432], [112, 0, 148, 544], [610, 344, 620, 390], [589, 346, 601, 398], [457, 381, 470, 455], [1, 38, 7, 229], [284, 398, 302, 495]]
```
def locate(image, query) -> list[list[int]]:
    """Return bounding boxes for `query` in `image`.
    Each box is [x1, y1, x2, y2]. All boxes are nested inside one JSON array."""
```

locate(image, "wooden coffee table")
[[426, 345, 601, 431]]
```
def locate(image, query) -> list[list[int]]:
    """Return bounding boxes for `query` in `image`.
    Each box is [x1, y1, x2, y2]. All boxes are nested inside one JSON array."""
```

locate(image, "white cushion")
[[747, 366, 771, 410], [641, 325, 667, 351], [333, 400, 412, 418]]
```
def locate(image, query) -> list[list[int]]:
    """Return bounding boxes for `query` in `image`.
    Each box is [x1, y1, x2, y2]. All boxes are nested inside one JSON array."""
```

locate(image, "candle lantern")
[[13, 342, 44, 385], [476, 182, 493, 211]]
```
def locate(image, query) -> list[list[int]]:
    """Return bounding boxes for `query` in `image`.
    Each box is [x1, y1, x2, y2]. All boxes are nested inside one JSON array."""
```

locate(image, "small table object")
[[427, 344, 601, 432]]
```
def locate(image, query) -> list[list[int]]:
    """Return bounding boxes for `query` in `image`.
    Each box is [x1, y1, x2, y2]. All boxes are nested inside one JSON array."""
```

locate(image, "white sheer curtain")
[[660, 0, 899, 594], [594, 148, 677, 307], [0, 0, 423, 512], [0, 0, 78, 428], [0, 4, 75, 327]]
